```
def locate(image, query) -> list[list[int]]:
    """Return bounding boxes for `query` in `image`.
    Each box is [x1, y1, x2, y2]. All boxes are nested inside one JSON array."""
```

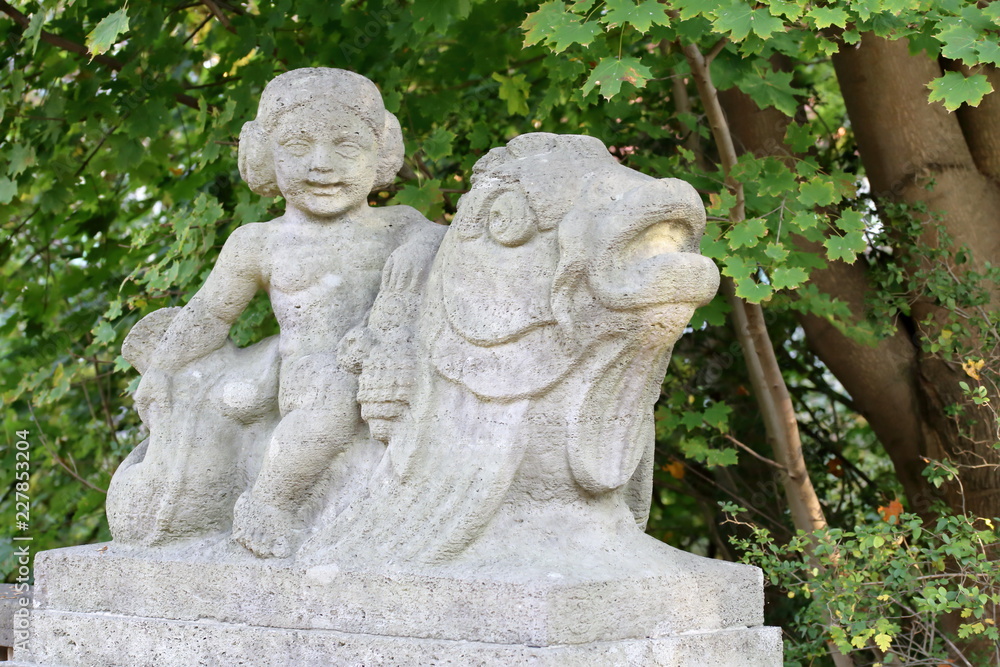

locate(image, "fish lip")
[[619, 213, 700, 263], [589, 213, 719, 310]]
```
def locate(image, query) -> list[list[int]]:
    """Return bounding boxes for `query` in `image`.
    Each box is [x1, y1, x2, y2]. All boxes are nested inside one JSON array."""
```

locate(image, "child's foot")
[[231, 492, 301, 559]]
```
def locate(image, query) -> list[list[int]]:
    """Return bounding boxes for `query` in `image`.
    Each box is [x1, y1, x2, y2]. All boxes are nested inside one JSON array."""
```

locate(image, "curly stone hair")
[[238, 68, 404, 197]]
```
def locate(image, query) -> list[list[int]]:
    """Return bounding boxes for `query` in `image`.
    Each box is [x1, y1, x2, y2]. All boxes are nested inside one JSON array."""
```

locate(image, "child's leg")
[[233, 358, 361, 558]]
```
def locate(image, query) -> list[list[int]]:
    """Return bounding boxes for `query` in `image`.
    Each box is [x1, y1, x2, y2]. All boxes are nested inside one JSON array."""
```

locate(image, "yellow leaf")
[[874, 633, 892, 651], [962, 358, 984, 381], [229, 48, 257, 75]]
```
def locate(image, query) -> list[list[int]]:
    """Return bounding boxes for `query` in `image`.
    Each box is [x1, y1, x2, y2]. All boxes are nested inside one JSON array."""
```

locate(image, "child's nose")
[[309, 144, 346, 173]]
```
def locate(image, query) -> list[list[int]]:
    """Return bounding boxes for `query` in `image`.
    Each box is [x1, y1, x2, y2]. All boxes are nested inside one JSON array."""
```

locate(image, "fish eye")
[[487, 190, 535, 247]]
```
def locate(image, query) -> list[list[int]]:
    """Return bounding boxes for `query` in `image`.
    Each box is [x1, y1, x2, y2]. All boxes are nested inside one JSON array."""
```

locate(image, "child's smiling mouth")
[[306, 180, 343, 194]]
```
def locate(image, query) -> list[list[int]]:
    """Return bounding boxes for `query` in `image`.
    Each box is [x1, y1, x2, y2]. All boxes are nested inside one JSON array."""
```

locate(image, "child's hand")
[[338, 325, 375, 374], [133, 367, 172, 424]]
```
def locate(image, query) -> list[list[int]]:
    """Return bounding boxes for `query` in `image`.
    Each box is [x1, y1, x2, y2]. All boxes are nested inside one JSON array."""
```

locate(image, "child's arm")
[[148, 224, 265, 372]]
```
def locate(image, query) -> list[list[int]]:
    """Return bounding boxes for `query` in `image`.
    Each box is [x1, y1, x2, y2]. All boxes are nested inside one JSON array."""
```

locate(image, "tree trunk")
[[720, 42, 1000, 660], [832, 34, 1000, 519], [950, 63, 1000, 187]]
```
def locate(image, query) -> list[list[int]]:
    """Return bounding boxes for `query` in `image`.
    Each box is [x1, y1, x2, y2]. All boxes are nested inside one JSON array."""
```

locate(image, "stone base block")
[[16, 612, 781, 667], [16, 544, 783, 666]]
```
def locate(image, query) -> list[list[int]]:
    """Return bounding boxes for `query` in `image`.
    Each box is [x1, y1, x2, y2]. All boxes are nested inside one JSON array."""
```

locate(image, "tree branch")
[[705, 36, 729, 65], [724, 434, 787, 471], [0, 0, 203, 110], [201, 0, 235, 32], [181, 13, 213, 47], [0, 0, 123, 70], [675, 32, 856, 667], [27, 403, 107, 494], [678, 35, 826, 531]]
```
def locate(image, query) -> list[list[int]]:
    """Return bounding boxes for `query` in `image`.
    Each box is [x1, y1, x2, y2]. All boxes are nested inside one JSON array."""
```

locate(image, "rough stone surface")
[[21, 68, 781, 665], [1, 584, 30, 649], [28, 545, 764, 646], [16, 612, 781, 667]]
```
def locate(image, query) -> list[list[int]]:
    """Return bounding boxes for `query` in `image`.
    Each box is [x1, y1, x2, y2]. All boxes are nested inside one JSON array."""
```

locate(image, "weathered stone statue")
[[17, 69, 781, 666], [107, 68, 435, 557]]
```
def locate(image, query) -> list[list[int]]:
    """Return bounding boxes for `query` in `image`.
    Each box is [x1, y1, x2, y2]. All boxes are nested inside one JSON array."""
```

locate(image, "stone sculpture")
[[107, 67, 436, 557], [18, 68, 782, 666]]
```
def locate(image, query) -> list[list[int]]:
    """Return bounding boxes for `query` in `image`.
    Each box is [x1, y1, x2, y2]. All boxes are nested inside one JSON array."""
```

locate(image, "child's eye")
[[280, 141, 311, 155], [336, 143, 361, 158]]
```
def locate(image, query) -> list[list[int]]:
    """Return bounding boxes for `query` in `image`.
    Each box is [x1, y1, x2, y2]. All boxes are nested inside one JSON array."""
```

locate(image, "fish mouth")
[[624, 218, 693, 264], [590, 187, 719, 311]]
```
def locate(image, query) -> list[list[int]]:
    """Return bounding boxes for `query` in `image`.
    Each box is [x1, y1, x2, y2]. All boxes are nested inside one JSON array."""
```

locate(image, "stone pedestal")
[[14, 544, 782, 666]]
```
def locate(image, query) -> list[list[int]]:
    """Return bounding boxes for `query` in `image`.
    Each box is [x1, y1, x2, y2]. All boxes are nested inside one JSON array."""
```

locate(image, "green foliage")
[[726, 502, 1000, 665], [866, 203, 1000, 462], [3, 1, 998, 661], [603, 0, 670, 33], [523, 1, 602, 52]]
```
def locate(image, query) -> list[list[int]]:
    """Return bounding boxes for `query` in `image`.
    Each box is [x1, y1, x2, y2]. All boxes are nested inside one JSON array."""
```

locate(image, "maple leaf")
[[824, 232, 867, 263], [727, 217, 768, 249], [735, 277, 773, 303], [492, 73, 531, 116], [523, 1, 601, 53], [878, 498, 904, 524], [582, 56, 652, 98], [0, 177, 17, 204], [603, 0, 671, 32], [714, 3, 783, 41], [771, 266, 808, 291], [798, 178, 838, 207], [937, 22, 980, 66], [86, 8, 130, 58], [927, 71, 994, 111], [808, 6, 848, 29]]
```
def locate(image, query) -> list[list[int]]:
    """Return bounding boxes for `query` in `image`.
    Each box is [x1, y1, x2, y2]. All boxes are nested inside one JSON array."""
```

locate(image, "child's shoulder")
[[228, 220, 270, 235], [225, 220, 273, 244], [218, 222, 273, 262]]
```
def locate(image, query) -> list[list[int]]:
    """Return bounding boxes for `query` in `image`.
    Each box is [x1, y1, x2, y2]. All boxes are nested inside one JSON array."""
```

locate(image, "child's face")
[[271, 99, 378, 219]]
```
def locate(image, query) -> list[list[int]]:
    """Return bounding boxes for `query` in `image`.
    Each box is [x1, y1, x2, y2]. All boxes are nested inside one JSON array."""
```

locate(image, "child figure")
[[136, 68, 431, 557]]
